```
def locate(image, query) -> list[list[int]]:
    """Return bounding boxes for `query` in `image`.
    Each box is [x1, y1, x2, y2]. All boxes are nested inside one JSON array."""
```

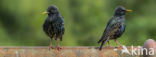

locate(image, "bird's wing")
[[53, 16, 65, 40], [43, 18, 55, 38], [58, 16, 65, 35], [98, 17, 122, 43], [59, 16, 65, 41]]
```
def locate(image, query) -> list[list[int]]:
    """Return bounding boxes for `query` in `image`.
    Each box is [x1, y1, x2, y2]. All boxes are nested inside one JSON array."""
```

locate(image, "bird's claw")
[[49, 46, 54, 50], [50, 46, 54, 49], [105, 45, 113, 48], [56, 46, 62, 50], [117, 45, 123, 50]]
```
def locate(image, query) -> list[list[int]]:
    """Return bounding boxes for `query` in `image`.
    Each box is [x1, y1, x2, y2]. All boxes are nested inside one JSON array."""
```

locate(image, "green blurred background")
[[0, 0, 156, 46]]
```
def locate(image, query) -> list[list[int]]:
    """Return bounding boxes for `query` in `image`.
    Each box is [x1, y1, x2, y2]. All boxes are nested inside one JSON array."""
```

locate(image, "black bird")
[[98, 6, 132, 50], [43, 5, 65, 50]]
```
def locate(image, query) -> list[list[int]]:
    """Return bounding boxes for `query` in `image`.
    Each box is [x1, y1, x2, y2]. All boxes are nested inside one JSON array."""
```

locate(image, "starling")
[[43, 5, 65, 50], [98, 6, 132, 50]]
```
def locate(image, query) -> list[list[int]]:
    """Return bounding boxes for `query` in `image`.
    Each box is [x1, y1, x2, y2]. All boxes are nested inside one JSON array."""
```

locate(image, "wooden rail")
[[0, 39, 155, 57], [0, 46, 145, 57]]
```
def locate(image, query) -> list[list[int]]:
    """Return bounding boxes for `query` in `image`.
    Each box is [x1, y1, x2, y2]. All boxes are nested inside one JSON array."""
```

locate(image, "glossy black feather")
[[98, 6, 127, 50], [43, 5, 65, 41]]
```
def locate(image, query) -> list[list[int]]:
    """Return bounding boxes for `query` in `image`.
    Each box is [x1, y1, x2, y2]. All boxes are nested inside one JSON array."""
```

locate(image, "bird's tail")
[[98, 38, 103, 43], [99, 38, 109, 50], [98, 35, 105, 43], [99, 41, 105, 50]]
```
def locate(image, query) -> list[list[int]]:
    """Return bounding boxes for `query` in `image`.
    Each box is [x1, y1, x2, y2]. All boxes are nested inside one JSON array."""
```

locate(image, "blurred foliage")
[[0, 0, 156, 46]]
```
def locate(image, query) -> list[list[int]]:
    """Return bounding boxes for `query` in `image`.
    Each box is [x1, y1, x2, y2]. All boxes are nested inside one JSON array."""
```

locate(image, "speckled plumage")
[[98, 6, 129, 50], [43, 5, 64, 50]]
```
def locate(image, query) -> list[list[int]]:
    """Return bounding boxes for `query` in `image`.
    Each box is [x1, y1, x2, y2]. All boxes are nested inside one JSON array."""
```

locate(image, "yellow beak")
[[126, 9, 132, 12], [42, 11, 49, 14]]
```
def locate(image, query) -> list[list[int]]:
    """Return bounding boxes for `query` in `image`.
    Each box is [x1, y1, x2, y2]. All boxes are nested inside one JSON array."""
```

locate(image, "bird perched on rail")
[[98, 6, 132, 50], [43, 5, 65, 50]]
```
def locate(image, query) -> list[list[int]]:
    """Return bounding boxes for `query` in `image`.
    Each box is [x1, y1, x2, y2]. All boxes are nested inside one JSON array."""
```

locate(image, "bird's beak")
[[42, 11, 49, 14], [126, 9, 132, 12]]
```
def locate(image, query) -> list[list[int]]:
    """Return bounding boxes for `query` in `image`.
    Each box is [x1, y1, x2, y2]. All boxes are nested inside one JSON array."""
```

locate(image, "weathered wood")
[[0, 46, 142, 57]]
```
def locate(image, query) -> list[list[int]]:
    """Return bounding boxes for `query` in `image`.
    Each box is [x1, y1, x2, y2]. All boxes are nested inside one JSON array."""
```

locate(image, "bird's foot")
[[49, 46, 54, 50], [105, 45, 113, 48], [50, 46, 55, 49], [117, 45, 123, 50], [56, 46, 62, 50]]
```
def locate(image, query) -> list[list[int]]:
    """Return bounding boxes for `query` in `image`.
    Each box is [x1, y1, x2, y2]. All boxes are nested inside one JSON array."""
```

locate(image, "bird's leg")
[[49, 38, 54, 50], [106, 41, 112, 48], [115, 39, 121, 46], [56, 39, 62, 50], [114, 39, 123, 49], [107, 41, 111, 47]]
